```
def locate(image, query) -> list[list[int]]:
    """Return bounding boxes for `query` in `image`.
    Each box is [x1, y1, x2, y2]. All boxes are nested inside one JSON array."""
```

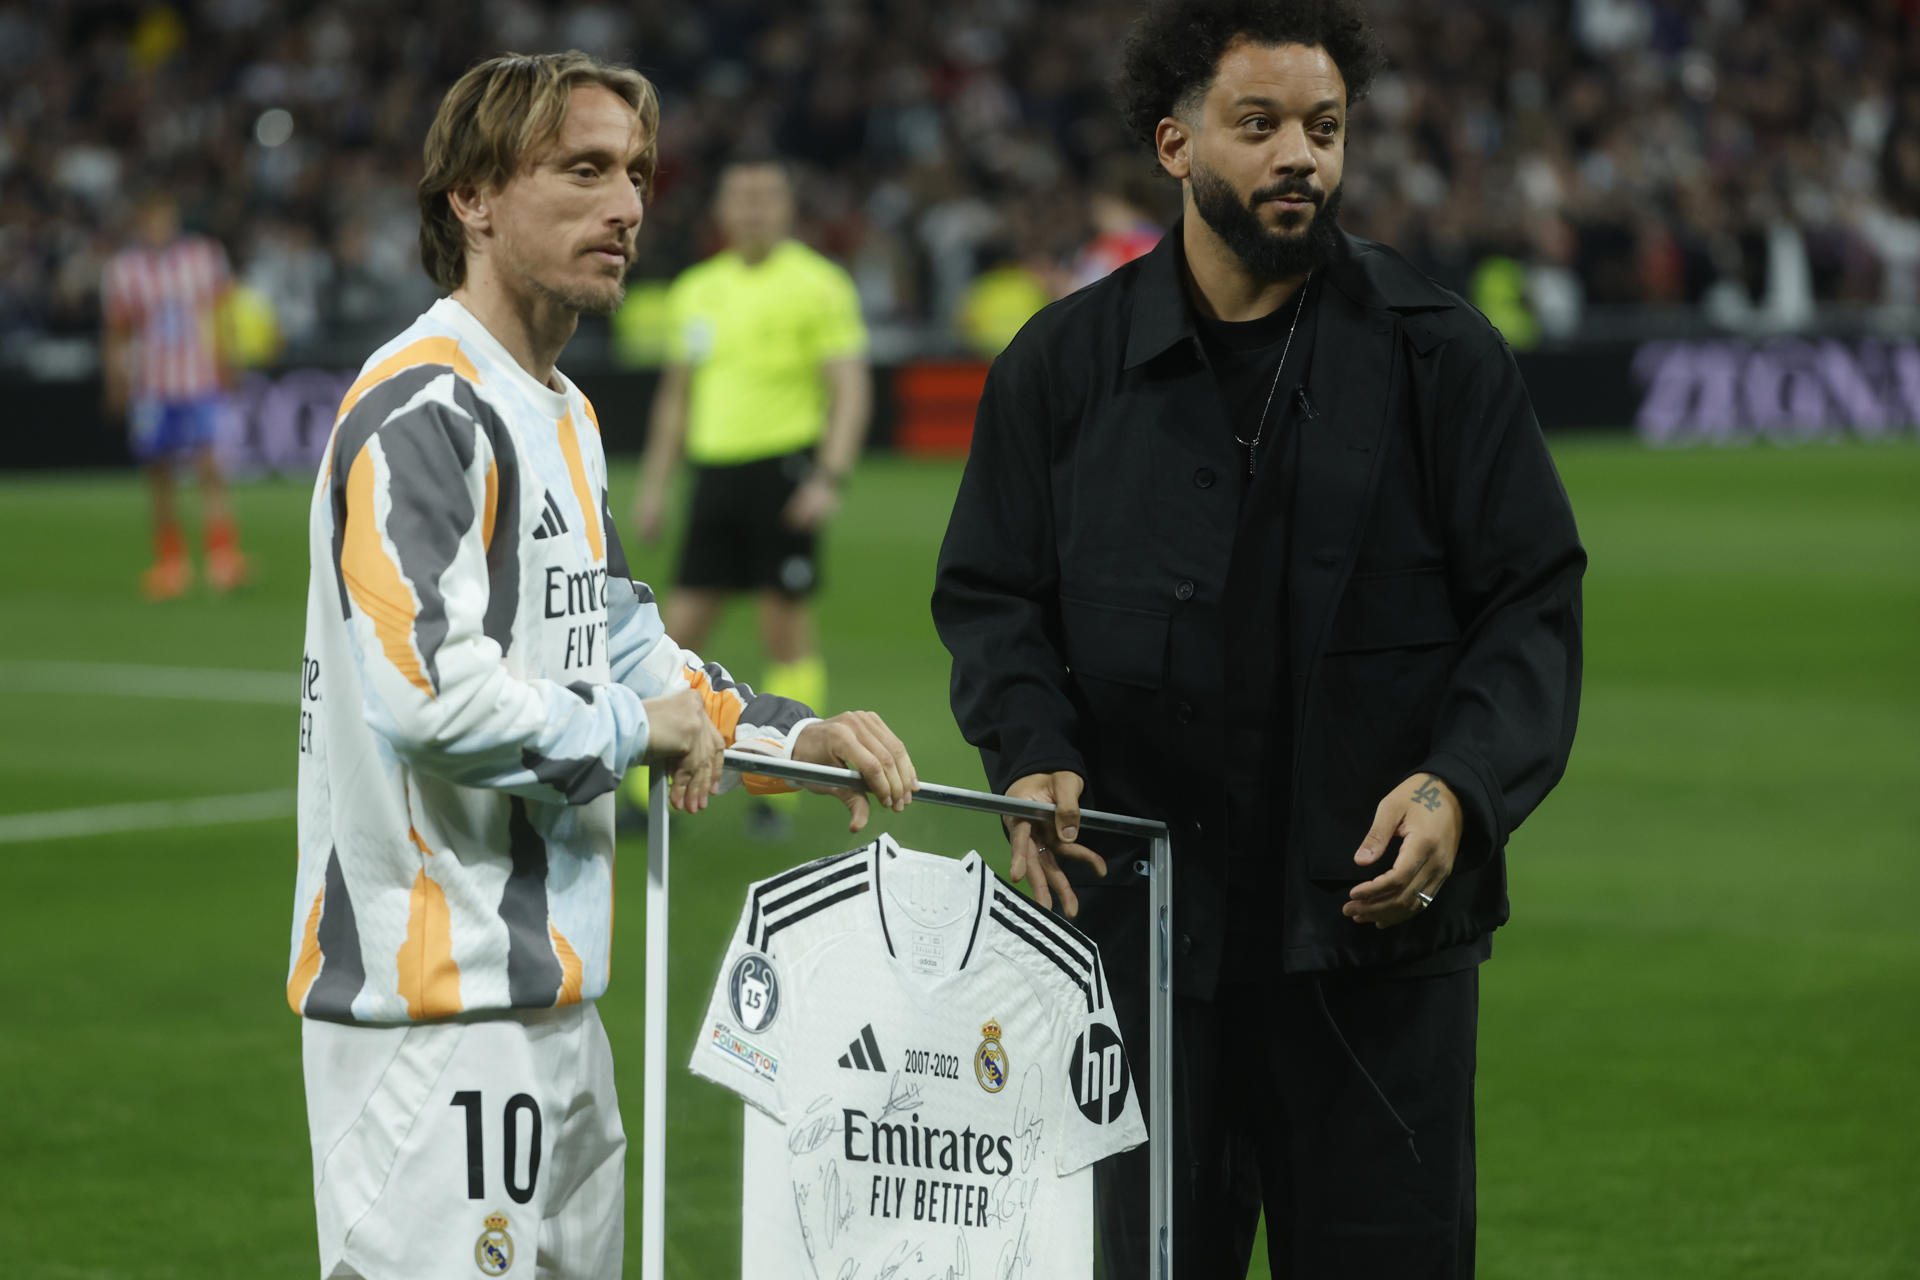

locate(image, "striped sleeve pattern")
[[989, 883, 1106, 1013], [330, 347, 648, 805], [600, 488, 817, 784], [296, 302, 665, 1027], [745, 848, 869, 956]]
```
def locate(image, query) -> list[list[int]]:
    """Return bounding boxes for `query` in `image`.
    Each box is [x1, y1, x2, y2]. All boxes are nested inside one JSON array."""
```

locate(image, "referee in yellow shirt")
[[630, 154, 871, 834]]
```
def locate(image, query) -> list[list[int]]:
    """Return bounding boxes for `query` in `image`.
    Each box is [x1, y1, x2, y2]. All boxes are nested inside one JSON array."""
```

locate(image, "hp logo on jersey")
[[1070, 1025, 1132, 1125], [727, 952, 781, 1033]]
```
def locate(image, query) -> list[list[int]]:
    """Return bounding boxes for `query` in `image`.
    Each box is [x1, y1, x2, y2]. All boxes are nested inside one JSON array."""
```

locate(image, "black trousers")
[[1093, 965, 1479, 1279]]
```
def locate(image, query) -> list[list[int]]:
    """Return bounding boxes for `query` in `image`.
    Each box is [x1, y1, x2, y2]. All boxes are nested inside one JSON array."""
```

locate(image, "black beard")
[[1190, 161, 1344, 281]]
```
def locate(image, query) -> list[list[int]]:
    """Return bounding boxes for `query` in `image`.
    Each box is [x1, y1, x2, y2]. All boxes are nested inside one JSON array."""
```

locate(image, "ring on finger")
[[1415, 890, 1435, 908]]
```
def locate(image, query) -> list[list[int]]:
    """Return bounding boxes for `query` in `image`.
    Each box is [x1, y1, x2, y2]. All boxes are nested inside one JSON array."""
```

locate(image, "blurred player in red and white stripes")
[[1063, 165, 1166, 295], [101, 188, 250, 599]]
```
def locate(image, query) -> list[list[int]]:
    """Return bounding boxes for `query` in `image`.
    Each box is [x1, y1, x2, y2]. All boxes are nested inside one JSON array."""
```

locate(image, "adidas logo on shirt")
[[531, 491, 570, 540], [837, 1024, 886, 1072]]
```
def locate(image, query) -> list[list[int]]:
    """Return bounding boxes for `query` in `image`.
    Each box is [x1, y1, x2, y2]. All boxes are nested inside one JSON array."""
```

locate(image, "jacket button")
[[1190, 818, 1204, 836], [1193, 468, 1214, 489], [1175, 701, 1193, 723], [1179, 933, 1193, 955], [1174, 579, 1195, 601]]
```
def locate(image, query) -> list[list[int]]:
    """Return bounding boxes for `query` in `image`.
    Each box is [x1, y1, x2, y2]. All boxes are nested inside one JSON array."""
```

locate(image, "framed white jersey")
[[690, 835, 1146, 1277]]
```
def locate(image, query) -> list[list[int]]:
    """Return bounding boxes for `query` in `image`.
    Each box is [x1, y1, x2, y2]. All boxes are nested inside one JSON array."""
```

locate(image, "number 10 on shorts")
[[450, 1090, 544, 1205]]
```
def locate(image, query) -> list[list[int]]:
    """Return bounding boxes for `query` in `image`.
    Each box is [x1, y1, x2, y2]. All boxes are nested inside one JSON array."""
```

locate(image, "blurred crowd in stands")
[[3, 0, 1919, 365]]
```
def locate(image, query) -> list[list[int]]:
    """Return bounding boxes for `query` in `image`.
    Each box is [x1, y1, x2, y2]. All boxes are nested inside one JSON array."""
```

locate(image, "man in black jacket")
[[931, 1, 1584, 1275]]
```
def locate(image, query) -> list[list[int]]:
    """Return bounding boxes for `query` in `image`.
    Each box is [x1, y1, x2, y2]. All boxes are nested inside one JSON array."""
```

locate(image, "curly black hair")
[[1115, 0, 1388, 148]]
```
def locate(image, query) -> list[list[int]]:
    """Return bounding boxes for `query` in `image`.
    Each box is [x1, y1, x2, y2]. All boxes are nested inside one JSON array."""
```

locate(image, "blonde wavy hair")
[[418, 51, 660, 291]]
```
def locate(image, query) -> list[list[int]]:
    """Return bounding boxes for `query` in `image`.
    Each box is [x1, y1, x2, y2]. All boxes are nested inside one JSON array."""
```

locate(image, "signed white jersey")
[[690, 835, 1146, 1278]]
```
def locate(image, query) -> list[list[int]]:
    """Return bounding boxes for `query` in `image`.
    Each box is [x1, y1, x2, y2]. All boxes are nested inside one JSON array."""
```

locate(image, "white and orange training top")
[[288, 297, 815, 1025]]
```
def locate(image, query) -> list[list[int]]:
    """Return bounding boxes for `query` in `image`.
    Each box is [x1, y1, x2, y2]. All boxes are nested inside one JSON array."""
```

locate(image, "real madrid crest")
[[974, 1018, 1009, 1093], [474, 1210, 514, 1275]]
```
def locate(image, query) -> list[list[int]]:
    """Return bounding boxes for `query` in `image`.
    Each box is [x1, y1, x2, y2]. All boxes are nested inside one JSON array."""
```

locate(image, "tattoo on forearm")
[[1411, 776, 1445, 812]]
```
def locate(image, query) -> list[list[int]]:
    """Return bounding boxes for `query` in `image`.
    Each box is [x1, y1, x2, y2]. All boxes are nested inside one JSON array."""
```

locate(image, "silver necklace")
[[1233, 272, 1311, 477]]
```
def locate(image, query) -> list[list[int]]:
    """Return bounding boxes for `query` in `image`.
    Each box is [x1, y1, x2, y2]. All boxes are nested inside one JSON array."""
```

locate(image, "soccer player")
[[289, 52, 915, 1279], [1064, 165, 1166, 294], [627, 154, 871, 835], [101, 188, 249, 599]]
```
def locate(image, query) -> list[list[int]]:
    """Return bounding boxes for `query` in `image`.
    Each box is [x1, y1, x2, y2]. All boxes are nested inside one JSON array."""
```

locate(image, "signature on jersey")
[[1010, 1067, 1046, 1174], [845, 1229, 972, 1280], [790, 1094, 844, 1156], [793, 1156, 858, 1261], [879, 1070, 925, 1121], [993, 1211, 1034, 1280], [981, 1174, 1038, 1230]]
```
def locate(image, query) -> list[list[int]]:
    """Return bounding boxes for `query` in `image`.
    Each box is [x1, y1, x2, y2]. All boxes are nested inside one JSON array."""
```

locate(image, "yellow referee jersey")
[[668, 240, 867, 466]]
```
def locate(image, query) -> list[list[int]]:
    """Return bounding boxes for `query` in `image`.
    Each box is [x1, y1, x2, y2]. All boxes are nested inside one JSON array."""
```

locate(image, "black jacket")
[[931, 227, 1585, 991]]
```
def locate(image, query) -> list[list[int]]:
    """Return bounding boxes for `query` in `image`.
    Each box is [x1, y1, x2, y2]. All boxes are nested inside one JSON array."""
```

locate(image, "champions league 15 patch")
[[709, 1022, 779, 1080], [728, 951, 780, 1033]]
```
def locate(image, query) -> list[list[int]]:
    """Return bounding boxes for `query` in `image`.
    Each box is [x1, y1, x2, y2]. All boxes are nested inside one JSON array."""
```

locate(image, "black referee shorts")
[[675, 451, 820, 598]]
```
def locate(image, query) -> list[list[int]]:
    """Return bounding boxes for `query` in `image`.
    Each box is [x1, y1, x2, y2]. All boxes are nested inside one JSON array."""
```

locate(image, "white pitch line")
[[0, 789, 296, 844], [0, 660, 288, 705]]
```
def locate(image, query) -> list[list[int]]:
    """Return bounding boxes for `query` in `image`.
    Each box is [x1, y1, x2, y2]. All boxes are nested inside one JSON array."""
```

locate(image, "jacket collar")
[[1122, 227, 1201, 370], [1123, 220, 1454, 370]]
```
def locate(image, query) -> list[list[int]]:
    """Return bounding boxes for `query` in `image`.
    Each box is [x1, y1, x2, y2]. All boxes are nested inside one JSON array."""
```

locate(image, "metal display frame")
[[641, 749, 1175, 1280]]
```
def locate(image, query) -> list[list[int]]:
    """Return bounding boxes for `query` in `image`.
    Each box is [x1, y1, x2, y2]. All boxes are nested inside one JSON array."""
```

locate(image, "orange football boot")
[[204, 517, 250, 592], [141, 556, 193, 601], [207, 547, 251, 593]]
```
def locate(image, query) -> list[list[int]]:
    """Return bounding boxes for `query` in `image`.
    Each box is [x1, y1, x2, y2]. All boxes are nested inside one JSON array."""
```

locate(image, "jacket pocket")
[[1305, 569, 1459, 881], [1059, 596, 1170, 689], [1325, 567, 1459, 655]]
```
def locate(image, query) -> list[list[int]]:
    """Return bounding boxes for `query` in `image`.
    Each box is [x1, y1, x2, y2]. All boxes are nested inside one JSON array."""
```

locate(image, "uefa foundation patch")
[[710, 1021, 780, 1080]]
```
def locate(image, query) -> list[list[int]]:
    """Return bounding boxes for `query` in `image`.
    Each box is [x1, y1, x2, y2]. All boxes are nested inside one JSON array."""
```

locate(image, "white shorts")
[[302, 1003, 625, 1280]]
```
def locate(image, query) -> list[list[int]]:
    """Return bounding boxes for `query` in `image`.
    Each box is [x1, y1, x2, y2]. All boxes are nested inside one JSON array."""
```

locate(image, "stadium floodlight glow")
[[253, 108, 294, 148]]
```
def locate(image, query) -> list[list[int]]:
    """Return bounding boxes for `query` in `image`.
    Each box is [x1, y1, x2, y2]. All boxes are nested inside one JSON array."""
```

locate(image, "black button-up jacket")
[[932, 226, 1585, 992]]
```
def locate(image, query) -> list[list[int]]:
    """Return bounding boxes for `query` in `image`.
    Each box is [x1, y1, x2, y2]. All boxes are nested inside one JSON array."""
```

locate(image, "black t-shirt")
[[1192, 278, 1318, 486], [1195, 278, 1489, 976], [1194, 279, 1318, 956], [1192, 274, 1320, 726]]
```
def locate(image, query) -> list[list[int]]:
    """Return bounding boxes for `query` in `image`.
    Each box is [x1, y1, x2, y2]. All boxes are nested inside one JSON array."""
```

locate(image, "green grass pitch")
[[0, 437, 1915, 1278]]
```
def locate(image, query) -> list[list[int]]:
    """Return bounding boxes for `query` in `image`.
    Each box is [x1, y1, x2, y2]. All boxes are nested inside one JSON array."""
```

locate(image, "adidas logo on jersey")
[[837, 1024, 887, 1072], [531, 491, 570, 540]]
